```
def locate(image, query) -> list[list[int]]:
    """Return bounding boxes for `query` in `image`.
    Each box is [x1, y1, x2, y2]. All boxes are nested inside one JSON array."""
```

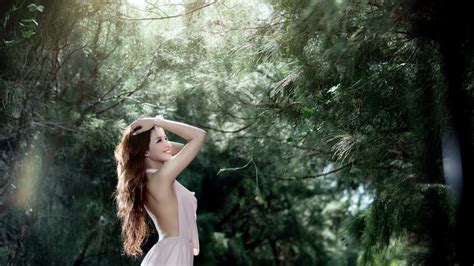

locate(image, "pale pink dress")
[[141, 169, 200, 266]]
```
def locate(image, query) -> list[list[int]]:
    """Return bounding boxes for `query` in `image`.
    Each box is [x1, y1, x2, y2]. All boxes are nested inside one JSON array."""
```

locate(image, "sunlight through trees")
[[1, 0, 472, 265]]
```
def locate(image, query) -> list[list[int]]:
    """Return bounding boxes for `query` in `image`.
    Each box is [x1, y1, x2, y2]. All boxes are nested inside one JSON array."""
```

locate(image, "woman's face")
[[145, 127, 172, 162]]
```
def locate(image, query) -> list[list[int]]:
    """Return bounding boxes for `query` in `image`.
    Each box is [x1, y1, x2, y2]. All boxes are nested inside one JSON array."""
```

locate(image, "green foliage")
[[1, 1, 44, 45], [26, 3, 44, 13], [1, 0, 471, 265]]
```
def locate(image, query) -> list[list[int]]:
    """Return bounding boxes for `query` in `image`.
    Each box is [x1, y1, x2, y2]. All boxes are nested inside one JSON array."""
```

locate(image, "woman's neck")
[[145, 158, 164, 170]]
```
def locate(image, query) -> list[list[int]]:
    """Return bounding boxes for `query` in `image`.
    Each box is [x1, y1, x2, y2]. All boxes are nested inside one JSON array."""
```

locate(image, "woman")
[[114, 115, 206, 265]]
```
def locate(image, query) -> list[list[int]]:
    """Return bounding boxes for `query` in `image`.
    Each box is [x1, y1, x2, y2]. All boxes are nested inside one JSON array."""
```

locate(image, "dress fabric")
[[141, 169, 199, 266]]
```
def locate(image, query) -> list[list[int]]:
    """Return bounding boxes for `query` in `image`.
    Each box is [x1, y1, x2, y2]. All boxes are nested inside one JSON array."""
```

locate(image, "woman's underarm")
[[170, 141, 185, 155]]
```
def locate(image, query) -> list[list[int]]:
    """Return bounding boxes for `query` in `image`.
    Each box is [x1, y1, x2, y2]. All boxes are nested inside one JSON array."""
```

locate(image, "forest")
[[1, 0, 472, 265]]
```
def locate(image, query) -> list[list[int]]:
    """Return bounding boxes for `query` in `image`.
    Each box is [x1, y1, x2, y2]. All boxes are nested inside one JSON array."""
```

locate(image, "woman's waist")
[[158, 233, 193, 243]]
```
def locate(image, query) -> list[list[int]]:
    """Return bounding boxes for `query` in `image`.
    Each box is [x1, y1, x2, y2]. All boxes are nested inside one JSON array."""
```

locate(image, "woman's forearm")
[[157, 118, 206, 141]]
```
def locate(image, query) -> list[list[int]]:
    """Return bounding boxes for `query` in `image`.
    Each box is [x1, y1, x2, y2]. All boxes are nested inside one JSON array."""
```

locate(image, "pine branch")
[[273, 162, 355, 181], [116, 1, 217, 21]]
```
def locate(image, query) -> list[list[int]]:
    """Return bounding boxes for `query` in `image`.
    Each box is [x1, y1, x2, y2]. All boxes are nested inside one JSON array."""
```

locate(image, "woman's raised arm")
[[130, 116, 206, 185]]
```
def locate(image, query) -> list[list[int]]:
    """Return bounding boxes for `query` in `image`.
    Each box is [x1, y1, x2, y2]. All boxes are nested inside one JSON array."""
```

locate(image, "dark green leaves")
[[27, 3, 44, 13]]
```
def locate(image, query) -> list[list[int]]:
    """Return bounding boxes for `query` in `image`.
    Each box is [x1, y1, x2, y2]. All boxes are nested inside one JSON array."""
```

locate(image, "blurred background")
[[0, 0, 472, 265]]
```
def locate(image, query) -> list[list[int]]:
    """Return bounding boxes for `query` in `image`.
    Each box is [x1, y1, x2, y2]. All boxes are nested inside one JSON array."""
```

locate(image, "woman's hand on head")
[[130, 116, 162, 135]]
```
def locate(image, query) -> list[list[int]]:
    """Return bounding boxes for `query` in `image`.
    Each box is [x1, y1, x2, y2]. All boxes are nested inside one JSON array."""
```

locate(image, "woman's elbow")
[[195, 129, 206, 143]]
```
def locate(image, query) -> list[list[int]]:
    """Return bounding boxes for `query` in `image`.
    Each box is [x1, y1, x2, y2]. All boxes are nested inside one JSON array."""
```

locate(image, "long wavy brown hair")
[[114, 126, 153, 257]]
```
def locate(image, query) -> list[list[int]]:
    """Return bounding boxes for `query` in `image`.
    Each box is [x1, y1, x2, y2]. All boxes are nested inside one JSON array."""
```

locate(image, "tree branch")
[[273, 162, 355, 181], [116, 1, 216, 21]]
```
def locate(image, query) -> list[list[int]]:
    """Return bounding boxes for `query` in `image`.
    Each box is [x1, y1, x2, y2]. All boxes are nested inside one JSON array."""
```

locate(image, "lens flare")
[[442, 128, 464, 199], [14, 143, 41, 210]]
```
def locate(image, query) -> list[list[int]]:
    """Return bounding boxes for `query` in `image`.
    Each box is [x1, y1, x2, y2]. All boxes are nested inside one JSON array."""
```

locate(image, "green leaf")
[[27, 3, 44, 12], [303, 107, 315, 119], [327, 84, 340, 95], [22, 30, 34, 38], [296, 122, 307, 131], [21, 18, 38, 26], [4, 39, 21, 45]]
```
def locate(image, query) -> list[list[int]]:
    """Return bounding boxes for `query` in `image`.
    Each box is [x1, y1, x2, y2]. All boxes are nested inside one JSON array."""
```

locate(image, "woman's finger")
[[131, 125, 142, 135]]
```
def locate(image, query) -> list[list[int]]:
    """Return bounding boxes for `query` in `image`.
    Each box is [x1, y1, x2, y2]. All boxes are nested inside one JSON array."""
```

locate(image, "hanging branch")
[[116, 1, 217, 21], [273, 162, 355, 181]]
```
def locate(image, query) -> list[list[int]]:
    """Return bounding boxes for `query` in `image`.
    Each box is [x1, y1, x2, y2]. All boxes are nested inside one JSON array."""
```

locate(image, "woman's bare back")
[[145, 179, 180, 238]]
